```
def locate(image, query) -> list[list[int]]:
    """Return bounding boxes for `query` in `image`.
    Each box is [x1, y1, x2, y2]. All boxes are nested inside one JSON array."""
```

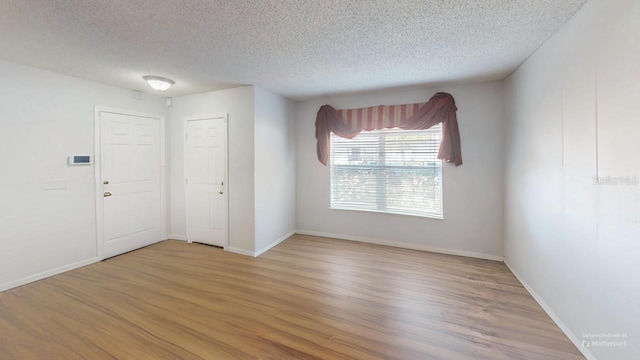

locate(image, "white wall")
[[503, 0, 639, 359], [0, 59, 168, 291], [169, 86, 256, 253], [295, 82, 504, 259], [254, 86, 297, 253]]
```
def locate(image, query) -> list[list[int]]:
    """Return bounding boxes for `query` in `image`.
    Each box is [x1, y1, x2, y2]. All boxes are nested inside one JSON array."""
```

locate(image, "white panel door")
[[185, 117, 227, 247], [101, 112, 162, 258]]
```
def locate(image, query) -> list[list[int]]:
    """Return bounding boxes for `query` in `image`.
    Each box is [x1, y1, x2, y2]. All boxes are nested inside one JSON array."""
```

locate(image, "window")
[[330, 125, 443, 218]]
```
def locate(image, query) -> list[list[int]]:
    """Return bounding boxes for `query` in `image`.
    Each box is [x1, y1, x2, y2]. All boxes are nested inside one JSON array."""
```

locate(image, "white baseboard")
[[504, 258, 596, 360], [225, 230, 296, 258], [0, 257, 100, 293], [295, 229, 503, 261], [168, 234, 187, 241], [225, 246, 255, 257], [255, 230, 295, 257]]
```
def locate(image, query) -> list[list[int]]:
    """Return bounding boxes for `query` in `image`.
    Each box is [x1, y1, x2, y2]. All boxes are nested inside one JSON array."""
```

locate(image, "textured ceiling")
[[0, 0, 586, 100]]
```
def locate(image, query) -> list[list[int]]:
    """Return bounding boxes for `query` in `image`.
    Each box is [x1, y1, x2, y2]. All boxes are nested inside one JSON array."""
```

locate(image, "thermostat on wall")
[[68, 155, 93, 165]]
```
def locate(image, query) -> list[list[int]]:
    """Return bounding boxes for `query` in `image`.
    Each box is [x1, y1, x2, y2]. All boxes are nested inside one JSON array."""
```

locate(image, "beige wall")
[[295, 81, 505, 260], [254, 86, 297, 253], [504, 1, 639, 358], [0, 59, 168, 291]]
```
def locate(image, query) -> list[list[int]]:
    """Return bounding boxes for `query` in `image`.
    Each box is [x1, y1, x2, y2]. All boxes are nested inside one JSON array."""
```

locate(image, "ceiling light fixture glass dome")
[[143, 75, 175, 91]]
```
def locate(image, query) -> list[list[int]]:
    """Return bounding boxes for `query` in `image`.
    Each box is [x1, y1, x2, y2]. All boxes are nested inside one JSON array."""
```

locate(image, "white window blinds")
[[330, 126, 443, 218]]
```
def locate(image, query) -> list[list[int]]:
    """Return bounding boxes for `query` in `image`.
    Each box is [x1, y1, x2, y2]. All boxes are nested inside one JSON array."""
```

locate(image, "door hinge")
[[185, 133, 188, 142], [185, 178, 188, 184]]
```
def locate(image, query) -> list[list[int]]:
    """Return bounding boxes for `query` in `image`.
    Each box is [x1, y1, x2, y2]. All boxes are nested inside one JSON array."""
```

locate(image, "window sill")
[[328, 207, 444, 220]]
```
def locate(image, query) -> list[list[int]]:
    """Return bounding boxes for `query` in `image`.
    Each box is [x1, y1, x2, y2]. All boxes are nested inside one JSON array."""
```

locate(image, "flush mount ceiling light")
[[143, 75, 175, 91]]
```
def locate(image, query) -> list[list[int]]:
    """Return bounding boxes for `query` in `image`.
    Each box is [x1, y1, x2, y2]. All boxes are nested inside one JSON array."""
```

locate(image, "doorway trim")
[[183, 113, 229, 249], [94, 106, 167, 260]]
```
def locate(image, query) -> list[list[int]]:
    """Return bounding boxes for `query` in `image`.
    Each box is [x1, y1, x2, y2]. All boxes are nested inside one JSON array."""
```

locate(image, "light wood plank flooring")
[[0, 235, 583, 359]]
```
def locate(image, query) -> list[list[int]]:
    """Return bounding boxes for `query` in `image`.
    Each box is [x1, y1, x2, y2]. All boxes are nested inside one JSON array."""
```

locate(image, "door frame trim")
[[94, 106, 167, 260], [183, 113, 230, 250]]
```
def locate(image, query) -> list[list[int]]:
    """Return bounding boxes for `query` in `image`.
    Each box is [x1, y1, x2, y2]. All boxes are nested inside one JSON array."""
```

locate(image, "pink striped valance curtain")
[[315, 92, 463, 166]]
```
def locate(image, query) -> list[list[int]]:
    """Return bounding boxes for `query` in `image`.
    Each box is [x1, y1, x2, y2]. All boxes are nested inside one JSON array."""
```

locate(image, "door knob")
[[104, 192, 112, 197]]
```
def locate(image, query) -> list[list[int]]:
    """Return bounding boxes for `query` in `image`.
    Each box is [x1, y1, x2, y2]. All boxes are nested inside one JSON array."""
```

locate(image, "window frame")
[[328, 127, 444, 220]]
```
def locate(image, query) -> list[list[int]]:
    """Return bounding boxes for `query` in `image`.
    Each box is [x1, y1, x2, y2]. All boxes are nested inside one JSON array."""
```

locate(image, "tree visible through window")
[[330, 126, 443, 218]]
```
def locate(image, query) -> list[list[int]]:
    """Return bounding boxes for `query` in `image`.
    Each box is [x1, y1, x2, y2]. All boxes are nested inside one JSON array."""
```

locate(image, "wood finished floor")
[[0, 235, 583, 360]]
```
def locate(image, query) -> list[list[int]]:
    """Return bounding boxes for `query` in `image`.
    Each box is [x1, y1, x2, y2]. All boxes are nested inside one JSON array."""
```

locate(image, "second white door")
[[185, 117, 227, 247]]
